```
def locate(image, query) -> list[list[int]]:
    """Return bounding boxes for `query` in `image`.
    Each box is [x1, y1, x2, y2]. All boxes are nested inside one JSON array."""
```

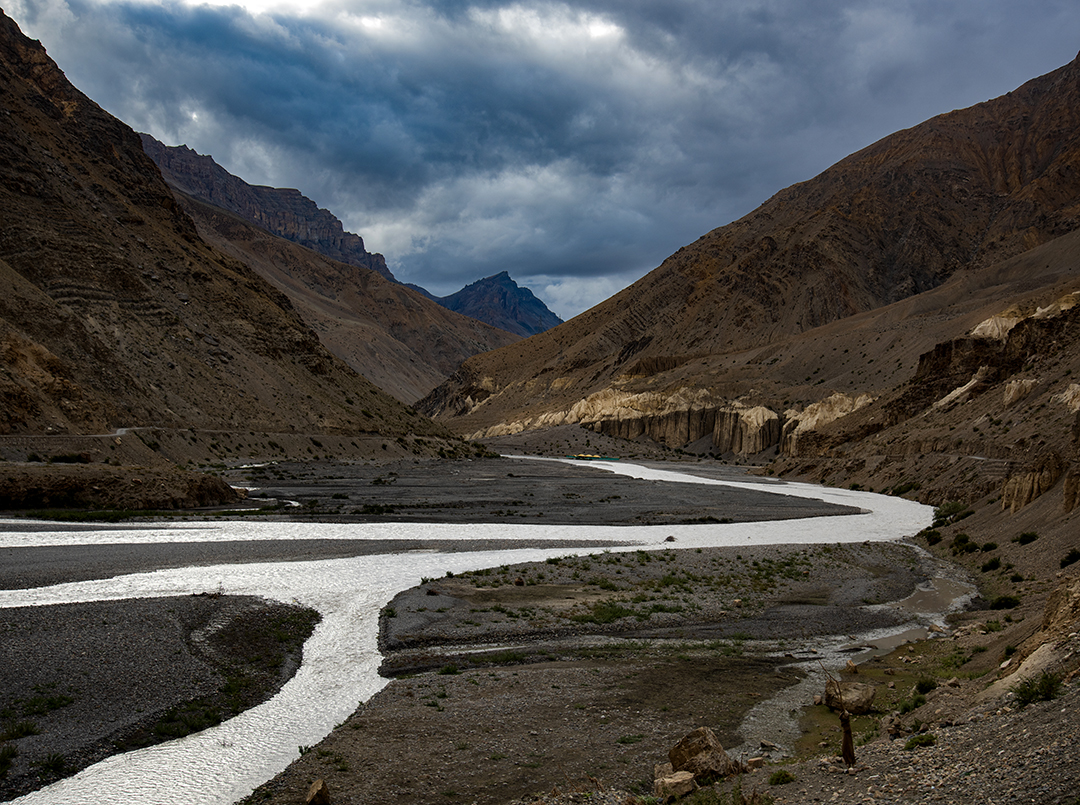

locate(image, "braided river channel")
[[0, 459, 943, 805]]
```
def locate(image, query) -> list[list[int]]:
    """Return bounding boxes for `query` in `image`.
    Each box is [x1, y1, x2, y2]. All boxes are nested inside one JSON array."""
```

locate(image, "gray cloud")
[[8, 0, 1080, 317]]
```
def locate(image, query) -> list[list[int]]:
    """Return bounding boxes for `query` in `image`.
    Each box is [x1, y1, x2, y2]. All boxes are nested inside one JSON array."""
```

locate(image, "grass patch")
[[904, 733, 936, 750], [1011, 671, 1062, 708], [768, 769, 796, 785]]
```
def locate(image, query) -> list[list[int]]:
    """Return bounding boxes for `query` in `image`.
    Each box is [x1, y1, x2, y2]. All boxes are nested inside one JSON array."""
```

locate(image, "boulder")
[[304, 779, 330, 805], [823, 680, 876, 714], [654, 770, 697, 802], [669, 726, 742, 783]]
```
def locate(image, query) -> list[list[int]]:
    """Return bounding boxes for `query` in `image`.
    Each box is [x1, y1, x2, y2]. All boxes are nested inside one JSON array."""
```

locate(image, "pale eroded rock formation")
[[781, 393, 875, 456]]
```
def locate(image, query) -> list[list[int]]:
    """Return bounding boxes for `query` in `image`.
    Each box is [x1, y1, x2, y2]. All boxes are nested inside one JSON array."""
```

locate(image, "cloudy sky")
[[7, 0, 1080, 318]]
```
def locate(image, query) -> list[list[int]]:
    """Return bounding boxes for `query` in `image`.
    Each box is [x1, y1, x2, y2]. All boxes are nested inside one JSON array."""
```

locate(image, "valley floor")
[[2, 455, 1077, 805]]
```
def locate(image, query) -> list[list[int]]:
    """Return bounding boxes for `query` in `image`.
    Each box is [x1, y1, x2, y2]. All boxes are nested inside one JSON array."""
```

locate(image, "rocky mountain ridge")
[[140, 135, 395, 282], [435, 271, 563, 338], [141, 138, 563, 340], [170, 189, 520, 402]]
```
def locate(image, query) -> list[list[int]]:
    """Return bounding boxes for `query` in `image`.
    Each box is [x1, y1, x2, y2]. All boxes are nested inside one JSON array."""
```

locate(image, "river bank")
[[241, 539, 971, 805], [0, 595, 319, 801]]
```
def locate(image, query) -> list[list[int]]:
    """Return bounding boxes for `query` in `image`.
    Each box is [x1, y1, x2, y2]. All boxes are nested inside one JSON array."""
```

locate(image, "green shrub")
[[915, 678, 938, 695], [989, 595, 1021, 610], [904, 734, 936, 750], [1011, 671, 1062, 707], [1013, 532, 1039, 545], [899, 693, 926, 714], [981, 557, 1001, 572], [934, 502, 972, 528], [921, 528, 942, 545], [1061, 549, 1080, 569], [981, 542, 998, 552], [437, 664, 460, 675], [768, 769, 796, 785]]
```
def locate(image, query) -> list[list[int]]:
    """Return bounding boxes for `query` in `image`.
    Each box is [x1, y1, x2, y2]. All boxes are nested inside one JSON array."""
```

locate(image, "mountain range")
[[420, 53, 1080, 450], [5, 1, 1080, 539], [139, 136, 562, 398]]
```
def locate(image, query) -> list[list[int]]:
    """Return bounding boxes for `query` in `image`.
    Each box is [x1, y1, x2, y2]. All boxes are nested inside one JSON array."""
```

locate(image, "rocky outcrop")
[[932, 366, 994, 410], [492, 388, 786, 455], [782, 393, 874, 456], [1053, 383, 1080, 412], [1001, 452, 1064, 513], [1004, 379, 1039, 407], [712, 405, 781, 455]]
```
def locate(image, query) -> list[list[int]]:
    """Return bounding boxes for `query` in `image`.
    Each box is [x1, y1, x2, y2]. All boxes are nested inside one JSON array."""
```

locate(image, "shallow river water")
[[0, 460, 935, 804]]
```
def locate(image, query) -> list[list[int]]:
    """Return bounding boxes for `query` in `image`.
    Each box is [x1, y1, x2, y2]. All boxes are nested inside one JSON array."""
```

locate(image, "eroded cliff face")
[[465, 387, 787, 457]]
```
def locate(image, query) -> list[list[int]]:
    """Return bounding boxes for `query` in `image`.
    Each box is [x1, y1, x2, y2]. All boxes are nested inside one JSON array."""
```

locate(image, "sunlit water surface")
[[0, 461, 932, 804]]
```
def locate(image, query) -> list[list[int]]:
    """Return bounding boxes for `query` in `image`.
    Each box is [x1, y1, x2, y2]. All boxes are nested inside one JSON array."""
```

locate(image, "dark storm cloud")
[[8, 0, 1080, 316]]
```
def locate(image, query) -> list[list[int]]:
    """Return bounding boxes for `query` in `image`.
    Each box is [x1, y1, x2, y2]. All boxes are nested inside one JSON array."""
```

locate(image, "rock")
[[781, 393, 874, 456], [746, 757, 765, 770], [1063, 465, 1080, 512], [654, 770, 697, 801], [932, 365, 993, 410], [1001, 451, 1063, 513], [880, 713, 903, 739], [304, 779, 331, 805], [1003, 378, 1038, 406], [654, 762, 675, 779], [1053, 383, 1080, 412], [669, 726, 742, 783], [712, 404, 781, 455], [823, 680, 876, 714], [845, 659, 859, 674]]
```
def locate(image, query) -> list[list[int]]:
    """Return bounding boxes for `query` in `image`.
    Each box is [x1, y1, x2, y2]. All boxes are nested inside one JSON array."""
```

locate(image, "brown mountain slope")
[[172, 190, 520, 403], [140, 135, 396, 283], [421, 52, 1080, 436], [0, 10, 445, 442]]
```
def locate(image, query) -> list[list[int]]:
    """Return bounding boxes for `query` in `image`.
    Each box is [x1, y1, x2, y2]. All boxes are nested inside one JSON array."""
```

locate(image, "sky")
[[7, 1, 1080, 319]]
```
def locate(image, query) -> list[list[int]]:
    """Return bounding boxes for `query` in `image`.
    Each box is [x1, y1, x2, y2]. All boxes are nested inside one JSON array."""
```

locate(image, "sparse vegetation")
[[1011, 671, 1062, 708], [904, 733, 936, 750], [768, 769, 796, 785]]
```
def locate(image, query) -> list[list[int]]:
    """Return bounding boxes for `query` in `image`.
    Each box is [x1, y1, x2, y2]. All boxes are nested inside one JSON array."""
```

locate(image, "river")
[[0, 460, 934, 804]]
